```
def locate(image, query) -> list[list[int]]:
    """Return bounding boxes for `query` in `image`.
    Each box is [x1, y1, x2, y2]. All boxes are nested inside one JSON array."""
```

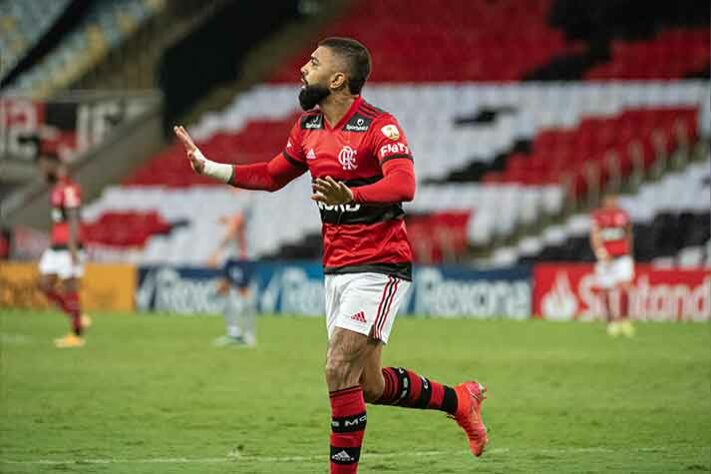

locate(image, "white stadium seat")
[[82, 82, 709, 264]]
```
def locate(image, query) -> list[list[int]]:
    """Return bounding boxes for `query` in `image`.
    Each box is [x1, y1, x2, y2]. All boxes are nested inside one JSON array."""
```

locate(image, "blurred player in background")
[[36, 151, 91, 348], [209, 199, 257, 347], [175, 37, 487, 473], [590, 192, 635, 337]]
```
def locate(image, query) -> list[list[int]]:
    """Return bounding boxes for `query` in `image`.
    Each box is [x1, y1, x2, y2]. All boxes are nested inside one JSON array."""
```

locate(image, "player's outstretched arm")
[[174, 125, 306, 191], [174, 125, 232, 182]]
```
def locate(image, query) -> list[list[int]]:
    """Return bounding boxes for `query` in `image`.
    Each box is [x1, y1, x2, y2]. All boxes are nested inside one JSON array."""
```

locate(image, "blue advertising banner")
[[136, 262, 324, 316], [136, 262, 532, 318], [136, 266, 223, 314], [411, 265, 532, 319]]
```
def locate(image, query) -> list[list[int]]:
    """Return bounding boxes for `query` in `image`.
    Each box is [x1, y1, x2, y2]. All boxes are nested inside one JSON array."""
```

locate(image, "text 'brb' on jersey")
[[283, 97, 413, 280]]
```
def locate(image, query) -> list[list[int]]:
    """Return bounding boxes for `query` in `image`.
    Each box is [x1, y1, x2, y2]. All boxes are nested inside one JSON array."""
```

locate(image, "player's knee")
[[325, 354, 358, 387], [37, 278, 51, 294], [324, 357, 348, 385], [61, 278, 78, 293]]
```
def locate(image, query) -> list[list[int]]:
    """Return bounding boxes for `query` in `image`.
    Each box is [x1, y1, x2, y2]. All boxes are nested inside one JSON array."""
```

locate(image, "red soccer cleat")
[[450, 381, 488, 457]]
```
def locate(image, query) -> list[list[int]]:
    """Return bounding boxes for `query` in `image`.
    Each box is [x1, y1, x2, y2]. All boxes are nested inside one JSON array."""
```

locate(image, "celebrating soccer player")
[[175, 37, 488, 472], [590, 192, 635, 337], [36, 151, 91, 348]]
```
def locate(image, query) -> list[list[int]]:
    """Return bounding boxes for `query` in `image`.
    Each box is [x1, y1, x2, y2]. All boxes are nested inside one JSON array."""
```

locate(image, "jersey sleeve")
[[230, 153, 306, 191], [63, 184, 81, 209], [282, 119, 308, 169], [370, 115, 413, 165]]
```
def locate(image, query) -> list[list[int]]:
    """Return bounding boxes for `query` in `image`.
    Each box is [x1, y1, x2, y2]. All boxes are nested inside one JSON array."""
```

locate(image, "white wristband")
[[195, 149, 233, 183]]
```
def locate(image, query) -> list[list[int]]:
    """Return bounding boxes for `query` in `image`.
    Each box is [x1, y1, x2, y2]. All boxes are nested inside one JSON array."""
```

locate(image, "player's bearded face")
[[298, 78, 330, 111]]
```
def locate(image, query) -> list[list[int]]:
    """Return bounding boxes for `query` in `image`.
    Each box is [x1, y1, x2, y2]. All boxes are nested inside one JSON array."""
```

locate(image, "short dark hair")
[[318, 37, 371, 95]]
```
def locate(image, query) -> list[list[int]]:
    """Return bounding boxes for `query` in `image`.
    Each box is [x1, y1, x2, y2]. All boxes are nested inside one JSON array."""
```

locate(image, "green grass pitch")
[[0, 311, 709, 473]]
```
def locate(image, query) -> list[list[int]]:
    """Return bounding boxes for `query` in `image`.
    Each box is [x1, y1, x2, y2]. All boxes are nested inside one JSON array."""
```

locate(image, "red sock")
[[63, 291, 82, 336], [602, 291, 614, 322], [374, 367, 458, 414], [43, 289, 69, 312], [619, 290, 629, 320], [329, 386, 366, 474]]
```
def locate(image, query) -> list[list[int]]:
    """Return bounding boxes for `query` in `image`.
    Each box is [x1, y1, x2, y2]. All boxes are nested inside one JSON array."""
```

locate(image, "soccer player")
[[209, 206, 257, 347], [590, 192, 635, 337], [175, 37, 488, 472], [36, 151, 90, 348]]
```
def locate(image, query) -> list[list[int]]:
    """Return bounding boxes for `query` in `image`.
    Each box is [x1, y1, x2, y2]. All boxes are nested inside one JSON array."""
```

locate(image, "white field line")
[[2, 447, 708, 465], [0, 333, 31, 345]]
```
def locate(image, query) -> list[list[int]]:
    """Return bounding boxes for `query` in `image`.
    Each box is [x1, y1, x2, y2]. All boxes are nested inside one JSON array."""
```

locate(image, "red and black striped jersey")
[[284, 96, 414, 280], [592, 207, 631, 257], [49, 177, 84, 247]]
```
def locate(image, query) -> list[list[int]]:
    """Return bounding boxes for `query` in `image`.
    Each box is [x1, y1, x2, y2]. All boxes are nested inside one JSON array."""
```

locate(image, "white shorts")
[[325, 272, 411, 344], [38, 249, 86, 279], [595, 255, 634, 289]]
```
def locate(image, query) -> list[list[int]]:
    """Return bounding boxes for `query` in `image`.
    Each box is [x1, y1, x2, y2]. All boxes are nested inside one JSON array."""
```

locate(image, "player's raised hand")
[[173, 125, 204, 174], [312, 176, 354, 205]]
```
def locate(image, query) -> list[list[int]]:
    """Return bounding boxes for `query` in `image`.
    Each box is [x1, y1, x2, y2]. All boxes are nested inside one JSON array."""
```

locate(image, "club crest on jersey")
[[381, 124, 400, 141], [338, 146, 358, 170]]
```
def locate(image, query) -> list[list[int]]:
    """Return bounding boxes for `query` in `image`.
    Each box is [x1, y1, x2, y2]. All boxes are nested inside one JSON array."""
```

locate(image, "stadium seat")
[[507, 158, 711, 265], [97, 82, 708, 264], [0, 0, 72, 84], [6, 0, 165, 97]]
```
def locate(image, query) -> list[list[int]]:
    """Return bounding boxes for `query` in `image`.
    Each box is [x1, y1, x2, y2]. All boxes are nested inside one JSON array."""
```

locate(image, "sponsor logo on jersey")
[[306, 148, 316, 160], [338, 146, 358, 170], [379, 142, 410, 159], [344, 114, 372, 132], [286, 139, 293, 149], [316, 202, 361, 212], [301, 114, 323, 130], [381, 124, 400, 140], [600, 228, 625, 241]]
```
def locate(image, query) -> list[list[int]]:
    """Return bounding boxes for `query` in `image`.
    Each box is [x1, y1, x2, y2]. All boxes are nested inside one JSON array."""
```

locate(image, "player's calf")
[[325, 329, 375, 473], [371, 367, 458, 413], [369, 367, 489, 457]]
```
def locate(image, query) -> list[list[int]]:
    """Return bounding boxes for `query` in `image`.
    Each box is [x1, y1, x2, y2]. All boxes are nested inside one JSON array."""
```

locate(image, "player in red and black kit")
[[175, 38, 488, 472], [37, 151, 90, 348], [590, 192, 635, 337]]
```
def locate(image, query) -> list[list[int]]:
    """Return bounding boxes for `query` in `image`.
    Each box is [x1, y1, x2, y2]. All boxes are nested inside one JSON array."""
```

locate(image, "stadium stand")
[[495, 159, 711, 267], [0, 0, 71, 83], [584, 28, 710, 80], [268, 0, 709, 83], [3, 0, 709, 267], [268, 0, 582, 83], [530, 0, 710, 80], [4, 0, 165, 98], [81, 81, 707, 264]]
